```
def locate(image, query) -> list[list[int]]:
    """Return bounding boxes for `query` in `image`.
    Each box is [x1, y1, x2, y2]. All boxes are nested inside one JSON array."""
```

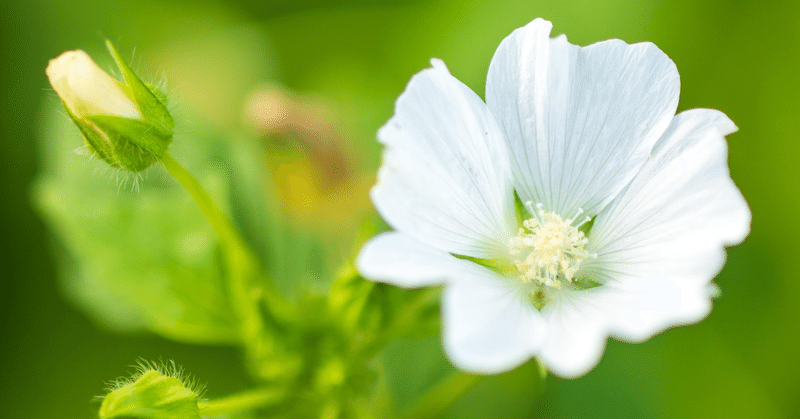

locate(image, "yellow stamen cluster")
[[509, 202, 594, 288]]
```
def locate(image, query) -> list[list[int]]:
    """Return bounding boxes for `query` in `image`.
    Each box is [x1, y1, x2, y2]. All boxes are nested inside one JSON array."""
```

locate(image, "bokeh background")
[[1, 0, 798, 418]]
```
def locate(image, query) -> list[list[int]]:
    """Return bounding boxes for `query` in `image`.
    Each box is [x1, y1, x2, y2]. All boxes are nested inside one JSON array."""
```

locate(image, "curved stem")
[[160, 153, 241, 248], [198, 386, 284, 417], [402, 372, 484, 419], [161, 153, 270, 361]]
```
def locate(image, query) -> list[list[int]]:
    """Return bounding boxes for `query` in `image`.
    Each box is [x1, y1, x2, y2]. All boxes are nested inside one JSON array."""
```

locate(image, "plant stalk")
[[161, 152, 271, 363]]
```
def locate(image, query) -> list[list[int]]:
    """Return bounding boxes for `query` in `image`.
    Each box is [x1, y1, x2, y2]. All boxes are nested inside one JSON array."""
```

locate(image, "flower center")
[[509, 202, 595, 288]]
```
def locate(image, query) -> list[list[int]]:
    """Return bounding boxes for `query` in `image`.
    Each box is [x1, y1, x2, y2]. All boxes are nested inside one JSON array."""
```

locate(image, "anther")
[[508, 205, 592, 288]]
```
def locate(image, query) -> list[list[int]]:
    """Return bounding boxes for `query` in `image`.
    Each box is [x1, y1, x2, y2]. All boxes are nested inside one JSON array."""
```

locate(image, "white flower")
[[46, 50, 142, 120], [357, 18, 750, 378]]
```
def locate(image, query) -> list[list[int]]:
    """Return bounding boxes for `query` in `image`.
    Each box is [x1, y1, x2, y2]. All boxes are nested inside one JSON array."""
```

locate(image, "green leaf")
[[35, 177, 239, 344], [32, 104, 247, 345]]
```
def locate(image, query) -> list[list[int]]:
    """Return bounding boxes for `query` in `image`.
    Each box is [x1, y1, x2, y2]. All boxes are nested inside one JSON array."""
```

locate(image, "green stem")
[[160, 153, 241, 250], [402, 372, 484, 419], [161, 153, 269, 360], [198, 387, 284, 417]]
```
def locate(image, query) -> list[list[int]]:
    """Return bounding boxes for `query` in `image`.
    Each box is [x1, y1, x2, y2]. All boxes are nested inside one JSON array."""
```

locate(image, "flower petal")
[[486, 18, 680, 217], [357, 232, 483, 288], [602, 274, 716, 343], [443, 275, 545, 373], [47, 50, 142, 120], [358, 232, 545, 373], [536, 276, 716, 377], [584, 108, 750, 340], [538, 288, 620, 378], [373, 59, 516, 259], [537, 276, 713, 377]]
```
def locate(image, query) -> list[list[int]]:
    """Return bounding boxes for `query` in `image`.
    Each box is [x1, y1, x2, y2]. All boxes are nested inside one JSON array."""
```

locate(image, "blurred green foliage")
[[100, 367, 202, 419], [1, 0, 799, 418]]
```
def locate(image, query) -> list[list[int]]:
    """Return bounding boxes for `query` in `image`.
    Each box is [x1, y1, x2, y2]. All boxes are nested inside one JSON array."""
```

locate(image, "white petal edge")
[[357, 232, 483, 288], [582, 108, 750, 342], [358, 232, 546, 373], [537, 287, 621, 378], [443, 274, 545, 373], [537, 274, 716, 378], [486, 18, 680, 218], [373, 59, 517, 259], [603, 273, 716, 343]]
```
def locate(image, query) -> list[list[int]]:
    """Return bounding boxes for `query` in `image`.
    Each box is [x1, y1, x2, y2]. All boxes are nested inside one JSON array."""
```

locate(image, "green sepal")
[[86, 114, 171, 172], [578, 214, 596, 236], [106, 40, 174, 134], [62, 103, 121, 168], [99, 370, 201, 419], [453, 254, 517, 276]]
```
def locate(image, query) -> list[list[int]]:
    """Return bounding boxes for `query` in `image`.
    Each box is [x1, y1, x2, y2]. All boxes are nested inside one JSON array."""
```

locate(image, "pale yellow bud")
[[46, 50, 142, 120]]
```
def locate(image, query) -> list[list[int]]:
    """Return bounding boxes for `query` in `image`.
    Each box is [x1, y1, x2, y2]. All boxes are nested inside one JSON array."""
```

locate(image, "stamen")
[[524, 200, 546, 226], [566, 208, 584, 224], [509, 203, 593, 288], [524, 200, 536, 214], [574, 216, 592, 229]]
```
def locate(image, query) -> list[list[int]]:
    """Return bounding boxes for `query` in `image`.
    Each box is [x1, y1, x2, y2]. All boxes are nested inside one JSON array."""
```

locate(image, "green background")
[[1, 0, 798, 417]]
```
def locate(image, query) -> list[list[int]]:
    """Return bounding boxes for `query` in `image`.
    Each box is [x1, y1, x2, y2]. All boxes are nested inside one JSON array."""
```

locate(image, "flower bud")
[[46, 41, 174, 172], [99, 369, 201, 419]]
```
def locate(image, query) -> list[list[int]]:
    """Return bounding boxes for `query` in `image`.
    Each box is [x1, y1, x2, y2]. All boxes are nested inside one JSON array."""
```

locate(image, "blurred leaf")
[[444, 359, 544, 419], [329, 267, 441, 356], [153, 21, 276, 129], [36, 177, 239, 344], [231, 0, 419, 19], [382, 338, 544, 418], [32, 101, 277, 345]]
